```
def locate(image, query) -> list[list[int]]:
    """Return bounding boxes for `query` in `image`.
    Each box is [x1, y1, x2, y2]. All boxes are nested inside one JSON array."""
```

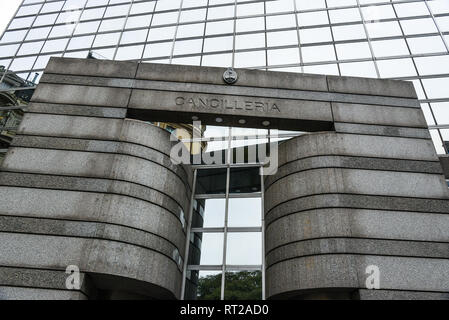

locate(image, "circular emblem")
[[223, 67, 238, 85]]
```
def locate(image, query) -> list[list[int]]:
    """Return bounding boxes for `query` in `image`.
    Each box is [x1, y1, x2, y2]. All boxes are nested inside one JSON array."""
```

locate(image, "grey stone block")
[[266, 238, 449, 268], [46, 57, 138, 79], [0, 266, 95, 297], [1, 148, 191, 212], [0, 216, 183, 265], [31, 83, 131, 108], [17, 113, 125, 140], [327, 75, 417, 99], [41, 73, 135, 88], [28, 102, 127, 118], [0, 233, 183, 299], [136, 63, 329, 92], [128, 89, 333, 122], [265, 208, 449, 253], [0, 287, 88, 300], [358, 289, 449, 300], [332, 102, 428, 127], [265, 168, 449, 214], [276, 132, 439, 166], [265, 194, 449, 227], [0, 187, 186, 255], [334, 123, 432, 139], [264, 155, 443, 190], [267, 254, 449, 299]]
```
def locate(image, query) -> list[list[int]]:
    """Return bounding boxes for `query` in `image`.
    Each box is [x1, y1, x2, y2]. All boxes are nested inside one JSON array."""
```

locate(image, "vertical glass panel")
[[415, 56, 449, 76], [0, 44, 20, 58], [407, 36, 446, 55], [92, 32, 120, 48], [74, 21, 101, 35], [201, 199, 226, 228], [302, 45, 335, 63], [226, 232, 262, 265], [228, 198, 262, 227], [206, 20, 234, 35], [236, 17, 264, 33], [234, 50, 266, 68], [208, 5, 235, 20], [67, 35, 94, 50], [400, 18, 438, 35], [420, 103, 435, 125], [371, 39, 410, 58], [173, 39, 203, 56], [268, 47, 300, 65], [176, 23, 205, 39], [115, 45, 144, 60], [34, 54, 62, 69], [147, 26, 176, 41], [49, 24, 76, 38], [41, 38, 69, 53], [130, 1, 155, 15], [1, 30, 28, 44], [229, 167, 261, 194], [171, 56, 201, 66], [299, 27, 332, 44], [366, 21, 402, 38], [336, 42, 372, 60], [9, 56, 37, 72], [142, 41, 172, 58], [120, 29, 148, 45], [99, 17, 126, 32], [25, 26, 52, 41], [328, 8, 361, 24], [9, 17, 35, 29], [197, 168, 227, 195], [198, 232, 224, 265], [266, 14, 296, 29], [267, 30, 298, 47], [180, 8, 207, 23], [431, 103, 449, 125], [203, 36, 233, 53], [297, 11, 329, 27], [303, 64, 340, 76], [18, 41, 45, 55], [235, 33, 265, 50]]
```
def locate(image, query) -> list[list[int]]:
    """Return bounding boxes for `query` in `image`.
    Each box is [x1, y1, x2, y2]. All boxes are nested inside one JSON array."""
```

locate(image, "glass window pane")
[[197, 168, 227, 195], [202, 199, 225, 228], [226, 232, 262, 265], [198, 232, 224, 265], [228, 198, 261, 227]]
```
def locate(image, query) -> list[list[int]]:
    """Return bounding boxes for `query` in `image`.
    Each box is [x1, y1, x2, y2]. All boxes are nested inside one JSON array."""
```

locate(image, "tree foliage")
[[197, 271, 262, 300]]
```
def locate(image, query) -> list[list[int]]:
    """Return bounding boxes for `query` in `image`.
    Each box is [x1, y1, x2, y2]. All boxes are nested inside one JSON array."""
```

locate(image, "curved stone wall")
[[264, 132, 449, 299], [0, 119, 191, 299]]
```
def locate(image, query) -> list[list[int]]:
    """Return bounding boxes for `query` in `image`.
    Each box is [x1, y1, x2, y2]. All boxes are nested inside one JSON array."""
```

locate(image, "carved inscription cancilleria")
[[175, 96, 281, 113]]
